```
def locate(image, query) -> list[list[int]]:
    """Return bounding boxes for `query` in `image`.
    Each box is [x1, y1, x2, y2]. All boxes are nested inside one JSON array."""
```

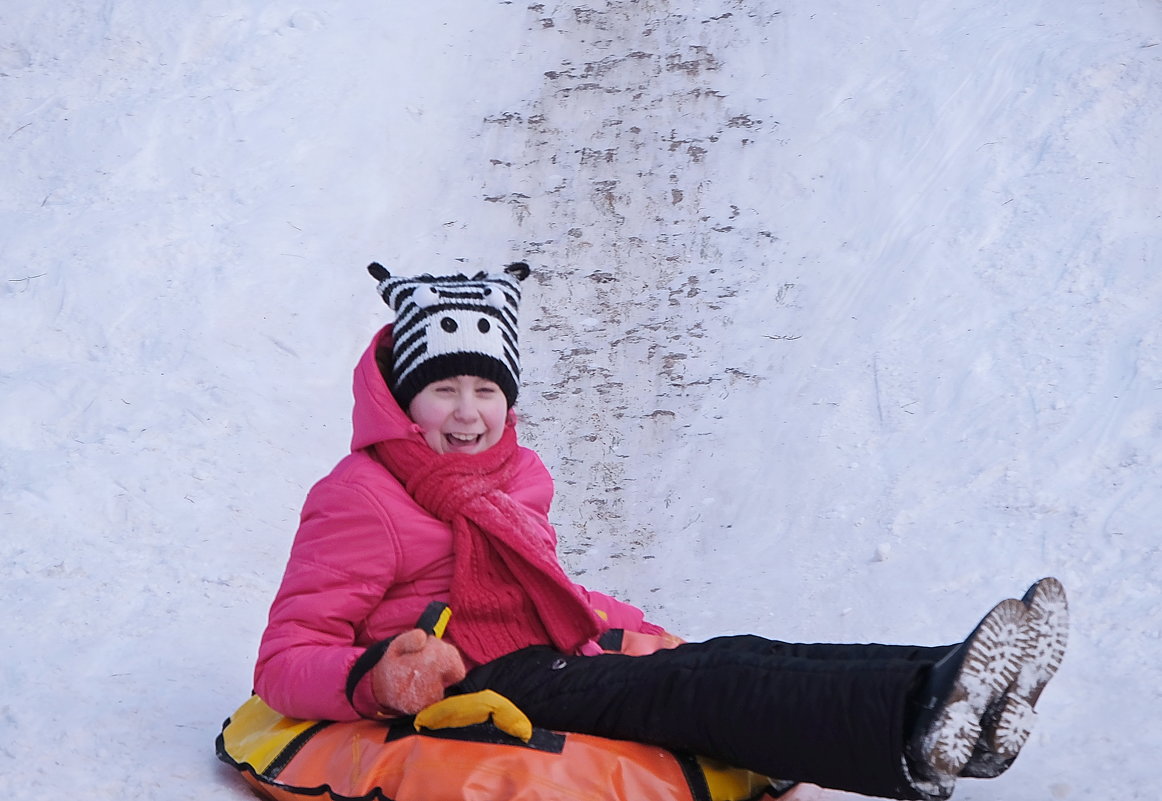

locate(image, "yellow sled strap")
[[697, 756, 775, 801], [221, 695, 323, 775]]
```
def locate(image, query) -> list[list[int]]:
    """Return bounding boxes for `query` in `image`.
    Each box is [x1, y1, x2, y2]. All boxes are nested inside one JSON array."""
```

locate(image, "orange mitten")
[[371, 629, 467, 715], [622, 629, 686, 655]]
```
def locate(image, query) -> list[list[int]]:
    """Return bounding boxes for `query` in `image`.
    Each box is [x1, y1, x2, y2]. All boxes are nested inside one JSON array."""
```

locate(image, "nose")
[[452, 391, 478, 421]]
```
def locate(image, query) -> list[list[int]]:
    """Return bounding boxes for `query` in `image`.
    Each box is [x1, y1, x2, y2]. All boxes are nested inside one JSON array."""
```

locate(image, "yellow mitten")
[[414, 689, 533, 742]]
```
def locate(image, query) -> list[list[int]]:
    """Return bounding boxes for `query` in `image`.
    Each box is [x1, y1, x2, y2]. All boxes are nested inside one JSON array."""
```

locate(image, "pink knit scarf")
[[375, 426, 603, 665]]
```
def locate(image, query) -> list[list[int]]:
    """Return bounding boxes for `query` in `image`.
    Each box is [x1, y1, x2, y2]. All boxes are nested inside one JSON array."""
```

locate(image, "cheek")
[[417, 408, 444, 429], [407, 399, 449, 451], [482, 404, 509, 439], [422, 428, 447, 454]]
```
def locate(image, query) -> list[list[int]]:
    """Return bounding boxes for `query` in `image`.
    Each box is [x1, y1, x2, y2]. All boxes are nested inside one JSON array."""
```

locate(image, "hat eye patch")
[[482, 286, 506, 310], [413, 286, 442, 309], [478, 318, 491, 334], [441, 316, 458, 333]]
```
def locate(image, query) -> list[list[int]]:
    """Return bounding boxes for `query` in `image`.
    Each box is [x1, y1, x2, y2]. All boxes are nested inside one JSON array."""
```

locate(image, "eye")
[[441, 317, 458, 333], [483, 285, 506, 310], [412, 285, 442, 309], [477, 318, 491, 334]]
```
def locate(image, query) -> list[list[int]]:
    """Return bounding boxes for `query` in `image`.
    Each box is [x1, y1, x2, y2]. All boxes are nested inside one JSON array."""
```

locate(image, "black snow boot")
[[960, 577, 1069, 778], [904, 598, 1027, 799]]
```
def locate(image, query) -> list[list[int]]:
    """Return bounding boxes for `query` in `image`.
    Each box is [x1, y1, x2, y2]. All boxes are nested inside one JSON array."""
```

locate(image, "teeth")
[[448, 433, 479, 442]]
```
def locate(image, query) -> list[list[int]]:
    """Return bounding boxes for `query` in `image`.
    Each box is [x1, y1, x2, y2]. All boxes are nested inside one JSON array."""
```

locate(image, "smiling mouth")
[[445, 432, 482, 447]]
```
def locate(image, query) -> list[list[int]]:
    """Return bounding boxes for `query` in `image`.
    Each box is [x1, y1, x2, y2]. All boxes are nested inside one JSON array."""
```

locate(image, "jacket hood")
[[350, 325, 519, 453], [351, 326, 428, 452]]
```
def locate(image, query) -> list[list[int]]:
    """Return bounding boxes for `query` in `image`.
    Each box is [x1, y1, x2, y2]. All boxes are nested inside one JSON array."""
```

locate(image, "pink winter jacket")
[[254, 326, 663, 722]]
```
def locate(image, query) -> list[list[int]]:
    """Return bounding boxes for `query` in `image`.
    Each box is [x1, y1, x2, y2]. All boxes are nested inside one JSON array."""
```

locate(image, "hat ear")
[[368, 262, 390, 281], [505, 262, 531, 281]]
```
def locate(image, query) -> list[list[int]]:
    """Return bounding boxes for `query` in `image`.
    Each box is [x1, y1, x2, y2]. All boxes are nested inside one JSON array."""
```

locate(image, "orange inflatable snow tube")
[[216, 694, 782, 801]]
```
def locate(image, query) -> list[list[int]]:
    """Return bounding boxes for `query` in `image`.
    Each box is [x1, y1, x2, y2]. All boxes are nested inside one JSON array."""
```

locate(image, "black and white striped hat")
[[368, 261, 531, 410]]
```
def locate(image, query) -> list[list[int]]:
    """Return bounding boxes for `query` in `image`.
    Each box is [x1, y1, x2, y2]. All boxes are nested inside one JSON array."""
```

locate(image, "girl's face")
[[407, 375, 508, 455]]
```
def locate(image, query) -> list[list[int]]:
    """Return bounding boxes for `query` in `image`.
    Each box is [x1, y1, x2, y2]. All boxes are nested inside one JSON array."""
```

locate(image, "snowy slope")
[[2, 2, 1160, 799]]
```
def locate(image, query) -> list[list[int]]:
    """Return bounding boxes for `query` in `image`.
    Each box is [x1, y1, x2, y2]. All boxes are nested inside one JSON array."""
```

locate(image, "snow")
[[2, 1, 1159, 798]]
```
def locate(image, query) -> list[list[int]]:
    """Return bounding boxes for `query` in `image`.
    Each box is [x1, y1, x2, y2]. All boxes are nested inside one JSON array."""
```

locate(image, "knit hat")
[[368, 261, 531, 410]]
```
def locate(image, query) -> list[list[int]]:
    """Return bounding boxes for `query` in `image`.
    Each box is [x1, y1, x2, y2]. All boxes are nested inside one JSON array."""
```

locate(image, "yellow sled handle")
[[416, 601, 451, 639]]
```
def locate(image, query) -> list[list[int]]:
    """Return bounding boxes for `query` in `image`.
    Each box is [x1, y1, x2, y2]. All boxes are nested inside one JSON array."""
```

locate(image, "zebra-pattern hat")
[[368, 261, 531, 410]]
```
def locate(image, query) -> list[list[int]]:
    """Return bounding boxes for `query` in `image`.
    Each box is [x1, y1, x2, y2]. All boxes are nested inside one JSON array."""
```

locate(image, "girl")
[[253, 262, 1068, 800]]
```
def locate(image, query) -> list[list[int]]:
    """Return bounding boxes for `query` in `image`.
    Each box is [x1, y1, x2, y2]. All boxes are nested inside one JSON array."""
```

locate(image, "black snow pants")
[[454, 635, 953, 800]]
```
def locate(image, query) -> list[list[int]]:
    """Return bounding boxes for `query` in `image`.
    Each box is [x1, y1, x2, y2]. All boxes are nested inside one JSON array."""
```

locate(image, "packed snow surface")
[[2, 2, 1160, 799]]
